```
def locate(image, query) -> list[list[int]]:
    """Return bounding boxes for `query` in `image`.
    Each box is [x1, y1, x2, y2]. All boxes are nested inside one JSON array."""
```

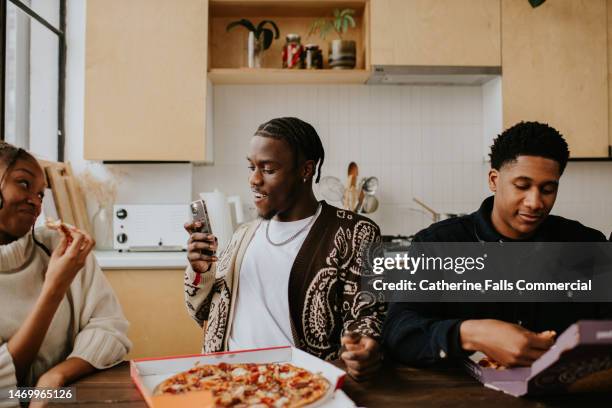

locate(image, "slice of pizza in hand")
[[45, 217, 74, 245]]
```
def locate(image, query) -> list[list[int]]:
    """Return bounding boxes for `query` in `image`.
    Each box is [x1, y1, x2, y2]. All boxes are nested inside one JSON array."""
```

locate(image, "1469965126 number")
[[6, 387, 75, 402]]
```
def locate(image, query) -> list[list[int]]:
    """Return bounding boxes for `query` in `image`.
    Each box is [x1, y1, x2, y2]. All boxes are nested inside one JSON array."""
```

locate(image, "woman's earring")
[[303, 178, 307, 183]]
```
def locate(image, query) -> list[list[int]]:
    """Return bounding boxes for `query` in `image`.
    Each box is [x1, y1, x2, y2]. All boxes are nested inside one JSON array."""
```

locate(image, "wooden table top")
[[49, 361, 612, 408]]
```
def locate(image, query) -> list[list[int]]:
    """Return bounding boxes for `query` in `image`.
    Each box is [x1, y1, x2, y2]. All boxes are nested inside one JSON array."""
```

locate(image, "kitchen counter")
[[94, 250, 188, 269]]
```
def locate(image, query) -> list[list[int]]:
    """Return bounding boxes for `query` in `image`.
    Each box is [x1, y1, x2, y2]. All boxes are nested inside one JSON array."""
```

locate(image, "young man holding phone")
[[184, 117, 386, 380]]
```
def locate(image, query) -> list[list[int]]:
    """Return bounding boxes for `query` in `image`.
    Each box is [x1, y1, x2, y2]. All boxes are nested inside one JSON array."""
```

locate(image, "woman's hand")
[[184, 222, 218, 274], [28, 372, 63, 408], [29, 358, 96, 408], [43, 226, 95, 297]]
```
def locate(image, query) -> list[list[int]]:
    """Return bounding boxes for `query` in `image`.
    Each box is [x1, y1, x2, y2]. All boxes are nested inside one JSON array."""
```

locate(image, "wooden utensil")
[[346, 162, 359, 210], [343, 174, 355, 210], [347, 162, 358, 188]]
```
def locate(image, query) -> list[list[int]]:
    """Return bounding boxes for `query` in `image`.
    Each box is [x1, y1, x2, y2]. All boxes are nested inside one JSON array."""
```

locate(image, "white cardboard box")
[[130, 346, 356, 408]]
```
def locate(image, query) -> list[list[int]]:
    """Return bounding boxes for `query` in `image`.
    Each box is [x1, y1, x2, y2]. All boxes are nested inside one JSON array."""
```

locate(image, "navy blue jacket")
[[383, 196, 610, 366]]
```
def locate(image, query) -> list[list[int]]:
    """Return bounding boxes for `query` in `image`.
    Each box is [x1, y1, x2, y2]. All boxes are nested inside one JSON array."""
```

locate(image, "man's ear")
[[488, 169, 499, 193], [302, 160, 315, 181]]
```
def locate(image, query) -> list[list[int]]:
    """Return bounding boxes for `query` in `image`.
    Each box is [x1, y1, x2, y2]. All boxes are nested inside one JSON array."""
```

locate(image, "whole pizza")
[[154, 362, 330, 407]]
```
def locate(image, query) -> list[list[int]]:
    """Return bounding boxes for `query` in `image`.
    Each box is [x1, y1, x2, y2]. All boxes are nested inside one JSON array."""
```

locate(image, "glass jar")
[[304, 44, 323, 69], [282, 34, 304, 69]]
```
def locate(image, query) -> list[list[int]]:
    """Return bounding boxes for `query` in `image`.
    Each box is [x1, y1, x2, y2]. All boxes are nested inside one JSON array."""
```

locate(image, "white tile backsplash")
[[193, 84, 612, 238]]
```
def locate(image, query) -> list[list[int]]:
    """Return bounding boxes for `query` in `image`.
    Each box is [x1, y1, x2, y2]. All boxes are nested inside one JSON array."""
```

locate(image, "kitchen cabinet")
[[104, 268, 203, 359], [84, 0, 208, 161], [502, 0, 609, 158], [370, 0, 501, 67]]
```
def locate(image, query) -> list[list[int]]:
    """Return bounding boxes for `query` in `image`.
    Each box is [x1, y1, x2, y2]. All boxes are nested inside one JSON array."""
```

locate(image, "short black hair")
[[254, 117, 325, 183], [489, 121, 570, 174]]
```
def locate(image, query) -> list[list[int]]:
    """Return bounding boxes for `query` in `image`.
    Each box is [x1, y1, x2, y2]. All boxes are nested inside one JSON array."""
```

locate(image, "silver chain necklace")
[[265, 204, 321, 246]]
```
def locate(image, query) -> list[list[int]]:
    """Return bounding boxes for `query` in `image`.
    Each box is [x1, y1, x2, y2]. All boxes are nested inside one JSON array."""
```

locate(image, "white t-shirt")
[[228, 210, 319, 351]]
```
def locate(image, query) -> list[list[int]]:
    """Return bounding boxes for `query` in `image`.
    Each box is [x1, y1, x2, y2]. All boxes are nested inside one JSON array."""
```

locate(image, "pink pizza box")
[[130, 345, 354, 408], [464, 320, 612, 397]]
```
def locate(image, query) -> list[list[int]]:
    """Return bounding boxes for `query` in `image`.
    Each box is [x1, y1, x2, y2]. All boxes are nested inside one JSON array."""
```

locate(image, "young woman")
[[0, 142, 130, 404]]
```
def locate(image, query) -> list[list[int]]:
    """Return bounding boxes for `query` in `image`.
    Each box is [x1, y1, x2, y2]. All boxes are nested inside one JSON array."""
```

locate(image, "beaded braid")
[[254, 117, 325, 183]]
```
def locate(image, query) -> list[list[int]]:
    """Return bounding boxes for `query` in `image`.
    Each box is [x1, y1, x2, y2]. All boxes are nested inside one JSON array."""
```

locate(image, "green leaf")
[[334, 8, 340, 18], [257, 20, 280, 39], [334, 18, 342, 33], [342, 18, 348, 33], [528, 0, 546, 8], [261, 28, 274, 50], [345, 14, 356, 28], [226, 19, 256, 33], [340, 9, 355, 17], [321, 23, 333, 40], [308, 19, 319, 37]]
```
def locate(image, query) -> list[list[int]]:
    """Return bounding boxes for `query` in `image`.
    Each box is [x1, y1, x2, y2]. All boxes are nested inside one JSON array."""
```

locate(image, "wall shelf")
[[209, 68, 370, 84], [208, 0, 370, 84]]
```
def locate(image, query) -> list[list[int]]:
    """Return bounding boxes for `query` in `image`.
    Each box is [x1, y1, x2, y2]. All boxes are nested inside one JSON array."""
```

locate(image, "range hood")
[[367, 65, 501, 86]]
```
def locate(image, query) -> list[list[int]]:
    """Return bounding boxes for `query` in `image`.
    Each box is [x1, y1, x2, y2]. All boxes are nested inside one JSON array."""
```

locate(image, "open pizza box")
[[130, 346, 356, 408], [464, 320, 612, 397]]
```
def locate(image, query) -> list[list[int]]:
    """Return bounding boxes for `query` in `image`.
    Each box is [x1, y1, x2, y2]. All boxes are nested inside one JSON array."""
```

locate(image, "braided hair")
[[254, 117, 325, 183]]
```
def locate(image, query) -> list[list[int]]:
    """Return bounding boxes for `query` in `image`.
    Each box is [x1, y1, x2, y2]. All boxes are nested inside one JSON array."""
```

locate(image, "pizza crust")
[[45, 217, 74, 245]]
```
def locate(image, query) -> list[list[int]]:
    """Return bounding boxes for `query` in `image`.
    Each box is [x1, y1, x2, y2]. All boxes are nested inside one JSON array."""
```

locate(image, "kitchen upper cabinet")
[[502, 0, 609, 158], [85, 0, 208, 161], [370, 0, 501, 67]]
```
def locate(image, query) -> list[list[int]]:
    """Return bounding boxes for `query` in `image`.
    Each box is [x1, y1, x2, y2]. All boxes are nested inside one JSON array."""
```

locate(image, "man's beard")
[[259, 207, 278, 220], [258, 181, 303, 220]]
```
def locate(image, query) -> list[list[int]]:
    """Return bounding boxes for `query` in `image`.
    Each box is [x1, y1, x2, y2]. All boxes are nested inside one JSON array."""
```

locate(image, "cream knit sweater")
[[0, 227, 131, 407]]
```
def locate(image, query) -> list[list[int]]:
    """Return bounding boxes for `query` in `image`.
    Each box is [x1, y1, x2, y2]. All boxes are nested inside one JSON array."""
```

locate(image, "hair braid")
[[254, 117, 325, 183]]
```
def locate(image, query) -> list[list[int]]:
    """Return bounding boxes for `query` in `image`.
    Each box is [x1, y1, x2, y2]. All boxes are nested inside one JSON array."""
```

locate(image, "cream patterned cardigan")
[[184, 201, 386, 360]]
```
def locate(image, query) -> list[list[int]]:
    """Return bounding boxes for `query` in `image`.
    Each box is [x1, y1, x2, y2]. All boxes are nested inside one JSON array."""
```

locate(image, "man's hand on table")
[[340, 331, 382, 381], [460, 319, 556, 367]]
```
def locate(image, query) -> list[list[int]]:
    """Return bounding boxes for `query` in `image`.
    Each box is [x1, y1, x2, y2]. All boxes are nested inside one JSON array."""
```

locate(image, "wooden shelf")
[[209, 68, 371, 84], [208, 0, 370, 84]]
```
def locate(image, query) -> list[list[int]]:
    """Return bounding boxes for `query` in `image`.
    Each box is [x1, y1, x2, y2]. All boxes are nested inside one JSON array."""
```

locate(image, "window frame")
[[1, 0, 66, 161]]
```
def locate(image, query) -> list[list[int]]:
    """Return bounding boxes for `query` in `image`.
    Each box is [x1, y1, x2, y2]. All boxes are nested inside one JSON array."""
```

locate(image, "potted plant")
[[309, 8, 357, 69], [226, 19, 280, 68]]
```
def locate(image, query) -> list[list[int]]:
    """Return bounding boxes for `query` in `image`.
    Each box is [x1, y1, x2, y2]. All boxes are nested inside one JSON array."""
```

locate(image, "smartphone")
[[190, 199, 212, 234], [190, 199, 214, 256]]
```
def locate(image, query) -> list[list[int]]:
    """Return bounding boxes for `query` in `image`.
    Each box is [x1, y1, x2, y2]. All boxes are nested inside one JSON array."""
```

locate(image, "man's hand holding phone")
[[185, 200, 218, 275], [184, 223, 219, 274]]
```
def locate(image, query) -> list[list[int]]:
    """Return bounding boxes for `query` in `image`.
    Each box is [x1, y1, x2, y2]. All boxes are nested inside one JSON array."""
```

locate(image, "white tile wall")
[[193, 84, 612, 238]]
